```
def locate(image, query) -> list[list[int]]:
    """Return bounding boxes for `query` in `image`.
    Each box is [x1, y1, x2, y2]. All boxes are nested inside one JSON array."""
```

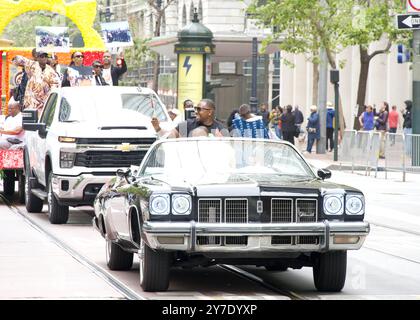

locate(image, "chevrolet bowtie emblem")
[[117, 143, 132, 152]]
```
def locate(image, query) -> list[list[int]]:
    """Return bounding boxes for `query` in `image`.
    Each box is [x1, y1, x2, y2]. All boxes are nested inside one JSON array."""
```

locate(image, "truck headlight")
[[346, 195, 364, 215], [323, 194, 344, 215], [149, 194, 170, 215], [172, 194, 191, 215], [60, 151, 75, 168]]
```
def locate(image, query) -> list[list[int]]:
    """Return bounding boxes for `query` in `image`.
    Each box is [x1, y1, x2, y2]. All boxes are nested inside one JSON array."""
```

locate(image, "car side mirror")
[[318, 169, 332, 180]]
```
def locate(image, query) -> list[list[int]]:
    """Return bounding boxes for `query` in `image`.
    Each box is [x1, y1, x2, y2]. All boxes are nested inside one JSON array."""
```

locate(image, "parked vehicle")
[[23, 86, 170, 224], [0, 149, 25, 203], [93, 138, 370, 292]]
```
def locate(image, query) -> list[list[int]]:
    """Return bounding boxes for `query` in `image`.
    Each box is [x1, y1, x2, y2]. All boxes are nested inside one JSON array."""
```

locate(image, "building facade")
[[127, 0, 412, 128]]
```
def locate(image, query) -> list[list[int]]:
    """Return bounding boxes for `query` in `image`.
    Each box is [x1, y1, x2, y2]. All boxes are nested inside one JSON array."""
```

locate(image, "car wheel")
[[139, 240, 171, 292], [24, 154, 43, 213], [265, 264, 288, 272], [47, 172, 69, 224], [3, 170, 15, 197], [105, 237, 133, 270], [18, 171, 25, 204], [313, 250, 347, 292]]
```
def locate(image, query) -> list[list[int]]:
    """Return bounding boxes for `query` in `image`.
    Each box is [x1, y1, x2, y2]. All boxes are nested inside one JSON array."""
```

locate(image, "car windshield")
[[58, 91, 167, 122], [139, 139, 316, 184]]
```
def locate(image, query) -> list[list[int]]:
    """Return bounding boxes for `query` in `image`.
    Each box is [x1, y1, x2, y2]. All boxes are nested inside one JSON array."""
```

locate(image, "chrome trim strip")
[[261, 192, 318, 197]]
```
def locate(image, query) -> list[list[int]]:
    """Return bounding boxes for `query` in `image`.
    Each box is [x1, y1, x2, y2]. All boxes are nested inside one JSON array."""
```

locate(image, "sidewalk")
[[0, 199, 123, 299]]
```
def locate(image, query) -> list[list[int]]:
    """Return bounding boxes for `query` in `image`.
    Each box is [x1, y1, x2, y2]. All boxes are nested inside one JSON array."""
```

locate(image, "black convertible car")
[[93, 138, 369, 292]]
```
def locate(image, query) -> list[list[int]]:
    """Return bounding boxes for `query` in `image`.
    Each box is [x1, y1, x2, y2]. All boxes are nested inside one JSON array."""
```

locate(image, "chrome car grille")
[[196, 197, 318, 247], [271, 198, 318, 223]]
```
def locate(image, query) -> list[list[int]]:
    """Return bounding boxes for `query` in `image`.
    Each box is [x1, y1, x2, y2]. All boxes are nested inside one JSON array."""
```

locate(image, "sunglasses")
[[74, 55, 84, 58], [93, 65, 103, 68], [194, 106, 212, 112]]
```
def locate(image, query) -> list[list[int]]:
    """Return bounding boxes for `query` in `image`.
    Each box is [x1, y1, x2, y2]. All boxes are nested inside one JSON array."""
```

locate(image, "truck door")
[[33, 93, 58, 186]]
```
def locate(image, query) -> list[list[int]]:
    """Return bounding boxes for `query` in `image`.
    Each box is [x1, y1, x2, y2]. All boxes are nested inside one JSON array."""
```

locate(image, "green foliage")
[[247, 0, 412, 67], [124, 37, 152, 69]]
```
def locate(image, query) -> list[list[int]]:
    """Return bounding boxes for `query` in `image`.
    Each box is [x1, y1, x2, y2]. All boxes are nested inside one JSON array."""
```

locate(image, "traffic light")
[[397, 44, 411, 64]]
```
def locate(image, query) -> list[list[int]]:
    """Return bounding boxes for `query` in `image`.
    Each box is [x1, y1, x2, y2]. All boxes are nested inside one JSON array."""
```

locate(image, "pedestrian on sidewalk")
[[326, 101, 335, 152], [359, 105, 375, 131], [375, 101, 389, 159], [388, 105, 399, 146], [280, 105, 296, 145], [304, 105, 320, 154], [293, 105, 304, 141], [402, 100, 412, 155]]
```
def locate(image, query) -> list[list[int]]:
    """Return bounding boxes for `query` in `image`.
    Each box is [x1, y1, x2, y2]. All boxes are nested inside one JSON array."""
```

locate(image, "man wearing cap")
[[12, 51, 60, 113], [151, 99, 228, 138]]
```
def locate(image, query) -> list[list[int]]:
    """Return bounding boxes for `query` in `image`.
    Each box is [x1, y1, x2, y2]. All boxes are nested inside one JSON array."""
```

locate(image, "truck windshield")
[[59, 92, 167, 122]]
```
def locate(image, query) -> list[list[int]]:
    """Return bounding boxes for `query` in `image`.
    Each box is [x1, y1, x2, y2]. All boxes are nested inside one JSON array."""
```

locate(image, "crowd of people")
[[158, 99, 413, 158], [0, 49, 128, 150]]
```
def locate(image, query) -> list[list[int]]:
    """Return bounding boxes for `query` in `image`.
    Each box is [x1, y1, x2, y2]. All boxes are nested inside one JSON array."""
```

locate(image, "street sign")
[[396, 14, 420, 30], [408, 0, 420, 13]]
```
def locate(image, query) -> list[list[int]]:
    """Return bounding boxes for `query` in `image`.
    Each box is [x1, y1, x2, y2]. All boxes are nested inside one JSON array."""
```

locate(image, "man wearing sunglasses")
[[91, 60, 108, 86], [151, 99, 228, 138]]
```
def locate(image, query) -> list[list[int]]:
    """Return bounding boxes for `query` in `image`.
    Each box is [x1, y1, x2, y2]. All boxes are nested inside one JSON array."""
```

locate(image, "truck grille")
[[225, 199, 248, 223], [271, 199, 293, 222], [74, 150, 147, 168], [76, 138, 156, 145]]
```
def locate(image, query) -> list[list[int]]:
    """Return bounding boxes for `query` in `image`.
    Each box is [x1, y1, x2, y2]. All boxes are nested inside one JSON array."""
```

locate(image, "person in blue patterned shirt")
[[232, 104, 269, 139]]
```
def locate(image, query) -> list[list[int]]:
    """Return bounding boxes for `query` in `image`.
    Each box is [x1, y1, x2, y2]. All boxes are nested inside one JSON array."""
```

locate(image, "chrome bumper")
[[51, 174, 113, 200], [142, 220, 370, 252]]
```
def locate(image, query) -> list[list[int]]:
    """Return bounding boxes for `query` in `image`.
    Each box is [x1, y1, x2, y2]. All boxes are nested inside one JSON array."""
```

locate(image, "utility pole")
[[330, 69, 340, 161], [413, 29, 420, 165], [250, 37, 258, 114]]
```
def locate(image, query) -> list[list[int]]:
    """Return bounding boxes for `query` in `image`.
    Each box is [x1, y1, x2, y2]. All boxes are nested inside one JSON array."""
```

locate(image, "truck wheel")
[[313, 251, 347, 292], [3, 170, 15, 197], [18, 171, 25, 204], [106, 237, 133, 270], [139, 240, 171, 292], [47, 172, 69, 224], [24, 159, 43, 213]]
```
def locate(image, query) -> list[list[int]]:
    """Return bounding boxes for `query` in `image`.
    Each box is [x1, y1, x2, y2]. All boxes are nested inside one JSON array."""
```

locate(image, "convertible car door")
[[108, 176, 130, 240]]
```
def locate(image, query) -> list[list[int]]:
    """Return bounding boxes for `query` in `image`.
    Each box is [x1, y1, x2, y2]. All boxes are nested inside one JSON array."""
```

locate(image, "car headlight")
[[149, 194, 170, 215], [60, 151, 75, 168], [346, 195, 364, 215], [323, 194, 344, 215], [172, 194, 191, 215]]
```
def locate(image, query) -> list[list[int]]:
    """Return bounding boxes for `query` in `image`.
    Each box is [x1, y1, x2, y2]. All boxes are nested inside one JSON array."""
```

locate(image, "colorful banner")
[[177, 53, 203, 111]]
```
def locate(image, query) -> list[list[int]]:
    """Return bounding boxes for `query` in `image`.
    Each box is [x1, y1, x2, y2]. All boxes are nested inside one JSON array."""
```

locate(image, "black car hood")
[[145, 173, 361, 197]]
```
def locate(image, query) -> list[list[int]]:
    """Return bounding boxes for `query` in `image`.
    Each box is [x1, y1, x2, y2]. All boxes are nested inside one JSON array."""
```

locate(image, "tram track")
[[1, 195, 145, 300], [218, 264, 306, 300]]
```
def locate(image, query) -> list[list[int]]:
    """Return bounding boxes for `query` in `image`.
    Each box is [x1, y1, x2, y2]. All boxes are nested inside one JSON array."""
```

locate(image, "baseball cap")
[[37, 51, 49, 58]]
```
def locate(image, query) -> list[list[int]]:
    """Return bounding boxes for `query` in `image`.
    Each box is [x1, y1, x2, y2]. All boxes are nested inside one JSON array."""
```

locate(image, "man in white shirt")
[[0, 99, 24, 149]]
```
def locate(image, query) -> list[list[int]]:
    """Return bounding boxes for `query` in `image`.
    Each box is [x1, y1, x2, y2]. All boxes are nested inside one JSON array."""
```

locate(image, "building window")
[[182, 4, 187, 26], [189, 2, 194, 22], [198, 0, 203, 21]]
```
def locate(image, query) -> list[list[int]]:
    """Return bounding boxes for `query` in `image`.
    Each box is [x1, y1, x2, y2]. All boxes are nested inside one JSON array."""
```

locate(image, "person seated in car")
[[0, 99, 24, 149]]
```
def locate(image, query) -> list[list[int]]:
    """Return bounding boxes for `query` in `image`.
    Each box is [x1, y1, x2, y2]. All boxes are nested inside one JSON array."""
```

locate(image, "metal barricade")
[[367, 132, 381, 177], [404, 134, 420, 174], [338, 130, 356, 172], [384, 133, 406, 181], [351, 131, 380, 176]]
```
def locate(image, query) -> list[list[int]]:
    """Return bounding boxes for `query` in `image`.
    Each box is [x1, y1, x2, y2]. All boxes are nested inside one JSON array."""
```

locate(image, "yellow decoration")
[[0, 0, 105, 49]]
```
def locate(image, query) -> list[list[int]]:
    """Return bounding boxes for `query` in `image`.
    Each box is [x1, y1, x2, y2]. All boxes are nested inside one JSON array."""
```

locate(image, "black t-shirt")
[[176, 118, 229, 137]]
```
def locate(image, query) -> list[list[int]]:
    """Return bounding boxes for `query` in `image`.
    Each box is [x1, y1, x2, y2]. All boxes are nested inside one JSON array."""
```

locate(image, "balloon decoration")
[[0, 0, 107, 113]]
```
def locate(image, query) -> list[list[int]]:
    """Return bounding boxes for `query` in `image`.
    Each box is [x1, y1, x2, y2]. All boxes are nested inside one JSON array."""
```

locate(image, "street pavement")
[[0, 198, 124, 299]]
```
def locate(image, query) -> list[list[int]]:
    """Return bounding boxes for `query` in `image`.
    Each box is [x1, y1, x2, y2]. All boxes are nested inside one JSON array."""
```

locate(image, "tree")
[[147, 0, 176, 92], [343, 0, 410, 129]]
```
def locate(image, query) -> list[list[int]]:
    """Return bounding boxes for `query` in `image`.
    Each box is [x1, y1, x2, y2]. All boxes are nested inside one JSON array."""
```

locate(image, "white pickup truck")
[[23, 86, 171, 224]]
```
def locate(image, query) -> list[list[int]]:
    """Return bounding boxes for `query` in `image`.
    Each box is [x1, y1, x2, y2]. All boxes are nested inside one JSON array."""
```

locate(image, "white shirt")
[[102, 67, 113, 86], [3, 113, 24, 140]]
